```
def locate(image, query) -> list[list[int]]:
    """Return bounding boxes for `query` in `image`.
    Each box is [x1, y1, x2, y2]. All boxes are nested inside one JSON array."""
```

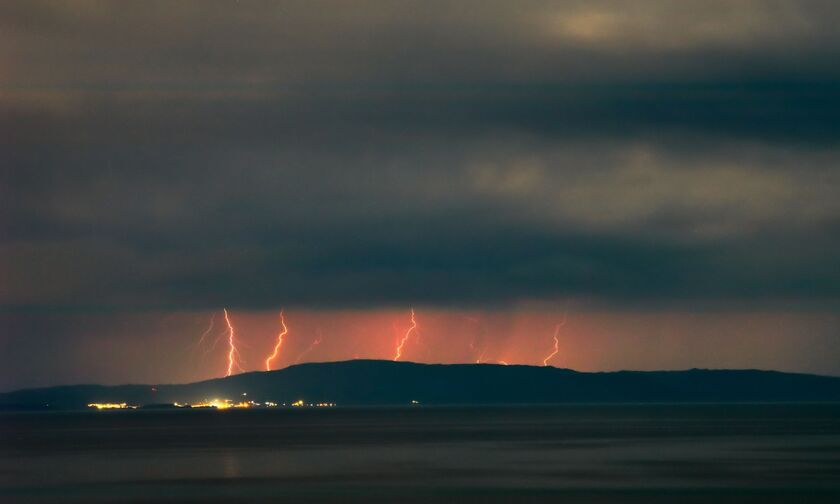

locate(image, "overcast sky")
[[2, 1, 839, 389]]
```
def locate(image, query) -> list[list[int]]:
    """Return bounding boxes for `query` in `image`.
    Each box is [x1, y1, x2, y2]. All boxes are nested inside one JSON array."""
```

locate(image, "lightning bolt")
[[206, 331, 225, 355], [197, 313, 216, 348], [265, 310, 288, 371], [474, 338, 491, 364], [188, 313, 217, 362], [223, 308, 245, 376], [542, 312, 568, 367], [475, 347, 487, 364], [295, 329, 323, 364], [393, 308, 417, 361], [465, 315, 486, 363]]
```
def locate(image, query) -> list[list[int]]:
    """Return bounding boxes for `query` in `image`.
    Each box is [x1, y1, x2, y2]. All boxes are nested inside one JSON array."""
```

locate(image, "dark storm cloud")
[[2, 0, 840, 309]]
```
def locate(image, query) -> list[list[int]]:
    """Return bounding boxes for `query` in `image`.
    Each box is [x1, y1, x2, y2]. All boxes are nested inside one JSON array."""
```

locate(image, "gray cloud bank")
[[2, 0, 839, 309]]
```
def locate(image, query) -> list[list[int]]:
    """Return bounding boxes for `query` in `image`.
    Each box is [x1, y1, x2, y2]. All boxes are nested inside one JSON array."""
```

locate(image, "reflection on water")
[[2, 404, 840, 503]]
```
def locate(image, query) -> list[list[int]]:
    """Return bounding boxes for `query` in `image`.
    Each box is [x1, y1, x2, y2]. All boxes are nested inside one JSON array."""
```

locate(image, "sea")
[[2, 404, 840, 503]]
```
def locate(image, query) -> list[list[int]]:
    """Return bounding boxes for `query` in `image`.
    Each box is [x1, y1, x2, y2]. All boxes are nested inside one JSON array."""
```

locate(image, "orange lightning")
[[223, 308, 245, 376], [465, 316, 486, 364], [265, 310, 289, 371], [393, 308, 418, 361], [188, 313, 217, 361], [475, 348, 487, 364], [295, 329, 323, 363], [206, 331, 225, 355], [542, 312, 568, 367], [197, 313, 216, 347]]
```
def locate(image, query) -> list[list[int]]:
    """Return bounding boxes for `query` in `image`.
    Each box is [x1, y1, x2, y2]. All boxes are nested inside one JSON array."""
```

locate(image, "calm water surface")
[[2, 404, 840, 503]]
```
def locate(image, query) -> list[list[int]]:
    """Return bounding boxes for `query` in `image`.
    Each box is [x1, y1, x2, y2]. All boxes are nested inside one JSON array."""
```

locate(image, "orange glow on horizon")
[[265, 310, 289, 371], [393, 308, 418, 361], [33, 307, 837, 388]]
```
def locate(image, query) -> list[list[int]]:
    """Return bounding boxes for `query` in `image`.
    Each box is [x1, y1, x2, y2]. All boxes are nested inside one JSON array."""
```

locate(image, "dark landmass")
[[2, 360, 839, 410]]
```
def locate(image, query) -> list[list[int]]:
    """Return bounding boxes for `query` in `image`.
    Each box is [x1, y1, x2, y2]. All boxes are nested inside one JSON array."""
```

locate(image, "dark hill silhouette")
[[2, 360, 840, 410]]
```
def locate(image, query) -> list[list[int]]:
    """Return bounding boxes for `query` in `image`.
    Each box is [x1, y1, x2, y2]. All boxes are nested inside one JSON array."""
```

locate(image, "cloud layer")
[[2, 0, 839, 309]]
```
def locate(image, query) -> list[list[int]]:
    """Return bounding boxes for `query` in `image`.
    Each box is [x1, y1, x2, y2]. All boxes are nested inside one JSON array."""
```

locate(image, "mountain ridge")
[[2, 360, 839, 410]]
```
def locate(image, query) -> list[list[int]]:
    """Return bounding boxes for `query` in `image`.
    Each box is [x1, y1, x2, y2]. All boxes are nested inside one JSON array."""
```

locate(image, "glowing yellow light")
[[87, 403, 135, 410], [190, 398, 235, 409]]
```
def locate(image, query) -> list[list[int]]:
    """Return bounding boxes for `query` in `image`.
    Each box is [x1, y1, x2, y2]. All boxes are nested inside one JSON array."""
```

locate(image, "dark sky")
[[2, 1, 839, 389]]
